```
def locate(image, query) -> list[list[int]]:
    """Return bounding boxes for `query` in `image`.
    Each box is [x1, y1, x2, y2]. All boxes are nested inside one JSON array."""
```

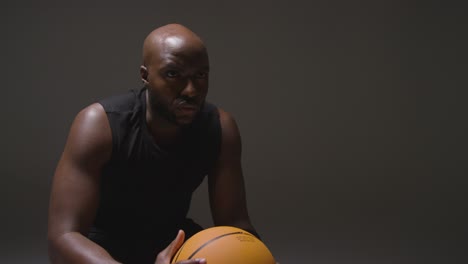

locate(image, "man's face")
[[143, 37, 209, 126]]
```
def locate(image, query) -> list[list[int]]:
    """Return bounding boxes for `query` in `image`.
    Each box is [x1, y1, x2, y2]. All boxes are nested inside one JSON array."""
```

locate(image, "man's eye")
[[166, 70, 179, 78], [195, 72, 208, 79]]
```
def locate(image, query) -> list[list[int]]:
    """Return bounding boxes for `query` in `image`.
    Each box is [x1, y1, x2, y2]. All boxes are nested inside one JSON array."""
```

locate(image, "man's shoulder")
[[98, 88, 143, 113], [195, 102, 221, 126], [201, 101, 218, 114], [197, 104, 241, 132], [208, 106, 237, 127]]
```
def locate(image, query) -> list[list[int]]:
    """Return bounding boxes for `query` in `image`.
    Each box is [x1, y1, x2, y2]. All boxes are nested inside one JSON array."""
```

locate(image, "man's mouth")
[[177, 99, 199, 109], [176, 101, 199, 117]]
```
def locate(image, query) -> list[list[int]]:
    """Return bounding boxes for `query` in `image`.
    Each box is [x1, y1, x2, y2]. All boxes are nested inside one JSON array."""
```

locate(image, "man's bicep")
[[48, 103, 111, 238], [208, 109, 250, 225], [49, 157, 101, 236]]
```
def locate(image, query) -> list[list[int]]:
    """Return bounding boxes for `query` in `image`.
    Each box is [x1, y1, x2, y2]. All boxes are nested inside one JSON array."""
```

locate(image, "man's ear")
[[140, 65, 148, 85]]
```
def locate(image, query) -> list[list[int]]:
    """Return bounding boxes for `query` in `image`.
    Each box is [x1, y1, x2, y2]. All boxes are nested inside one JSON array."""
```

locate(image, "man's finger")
[[167, 230, 186, 256], [176, 258, 207, 264], [155, 230, 187, 264]]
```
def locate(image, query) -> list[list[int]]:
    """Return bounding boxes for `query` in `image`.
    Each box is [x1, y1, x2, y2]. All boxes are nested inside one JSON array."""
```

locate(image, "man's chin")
[[174, 108, 199, 125], [174, 115, 197, 126]]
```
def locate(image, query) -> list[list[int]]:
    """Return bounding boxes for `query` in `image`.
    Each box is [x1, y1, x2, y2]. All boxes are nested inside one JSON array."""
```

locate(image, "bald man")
[[48, 24, 258, 264]]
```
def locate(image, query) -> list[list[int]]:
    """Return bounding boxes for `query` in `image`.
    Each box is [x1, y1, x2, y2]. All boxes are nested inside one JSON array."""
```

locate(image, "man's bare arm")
[[208, 109, 258, 237], [47, 103, 119, 264]]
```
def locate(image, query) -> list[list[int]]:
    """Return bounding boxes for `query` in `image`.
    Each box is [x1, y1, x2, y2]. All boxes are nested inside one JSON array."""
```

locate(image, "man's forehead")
[[154, 38, 208, 67], [162, 36, 185, 50], [157, 55, 209, 71], [158, 36, 206, 56]]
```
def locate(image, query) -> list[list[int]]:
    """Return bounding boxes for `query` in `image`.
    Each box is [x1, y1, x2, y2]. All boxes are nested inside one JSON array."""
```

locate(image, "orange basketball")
[[171, 226, 276, 264]]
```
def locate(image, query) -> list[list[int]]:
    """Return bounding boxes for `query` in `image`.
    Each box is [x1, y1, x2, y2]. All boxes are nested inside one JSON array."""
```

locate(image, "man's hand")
[[155, 230, 206, 264]]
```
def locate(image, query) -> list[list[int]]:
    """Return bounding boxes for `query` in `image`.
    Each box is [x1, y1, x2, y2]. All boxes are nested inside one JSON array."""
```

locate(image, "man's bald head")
[[139, 24, 210, 127], [142, 24, 207, 68]]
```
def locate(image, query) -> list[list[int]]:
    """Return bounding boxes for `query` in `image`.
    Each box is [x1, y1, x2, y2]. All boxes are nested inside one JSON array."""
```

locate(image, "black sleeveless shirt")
[[90, 88, 221, 263]]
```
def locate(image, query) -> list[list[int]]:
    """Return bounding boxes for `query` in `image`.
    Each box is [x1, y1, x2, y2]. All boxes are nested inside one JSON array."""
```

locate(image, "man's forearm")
[[49, 231, 120, 264]]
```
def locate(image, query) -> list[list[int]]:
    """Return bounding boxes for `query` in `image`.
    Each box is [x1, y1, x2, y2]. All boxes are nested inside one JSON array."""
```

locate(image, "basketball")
[[171, 226, 276, 264]]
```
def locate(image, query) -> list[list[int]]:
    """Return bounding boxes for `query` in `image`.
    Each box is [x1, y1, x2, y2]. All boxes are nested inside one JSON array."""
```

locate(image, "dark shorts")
[[88, 218, 203, 264]]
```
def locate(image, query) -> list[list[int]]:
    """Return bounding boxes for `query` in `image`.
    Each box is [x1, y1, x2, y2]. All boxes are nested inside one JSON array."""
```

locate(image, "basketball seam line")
[[187, 231, 247, 260]]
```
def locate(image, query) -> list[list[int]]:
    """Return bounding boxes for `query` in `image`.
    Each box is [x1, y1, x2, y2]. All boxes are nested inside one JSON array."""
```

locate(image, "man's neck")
[[146, 106, 181, 148]]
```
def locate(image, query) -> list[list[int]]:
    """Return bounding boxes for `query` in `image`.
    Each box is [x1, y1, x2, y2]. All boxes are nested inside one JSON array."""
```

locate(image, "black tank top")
[[90, 88, 221, 262]]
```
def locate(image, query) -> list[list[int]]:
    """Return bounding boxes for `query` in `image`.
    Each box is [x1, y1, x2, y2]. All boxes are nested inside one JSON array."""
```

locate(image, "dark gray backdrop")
[[2, 1, 467, 263]]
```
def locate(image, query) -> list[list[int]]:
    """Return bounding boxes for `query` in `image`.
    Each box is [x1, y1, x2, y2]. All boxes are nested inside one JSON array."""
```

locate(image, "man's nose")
[[181, 78, 197, 97]]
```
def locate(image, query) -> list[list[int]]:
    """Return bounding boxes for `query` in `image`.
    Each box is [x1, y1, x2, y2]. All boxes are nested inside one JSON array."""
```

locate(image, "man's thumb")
[[168, 230, 186, 256]]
